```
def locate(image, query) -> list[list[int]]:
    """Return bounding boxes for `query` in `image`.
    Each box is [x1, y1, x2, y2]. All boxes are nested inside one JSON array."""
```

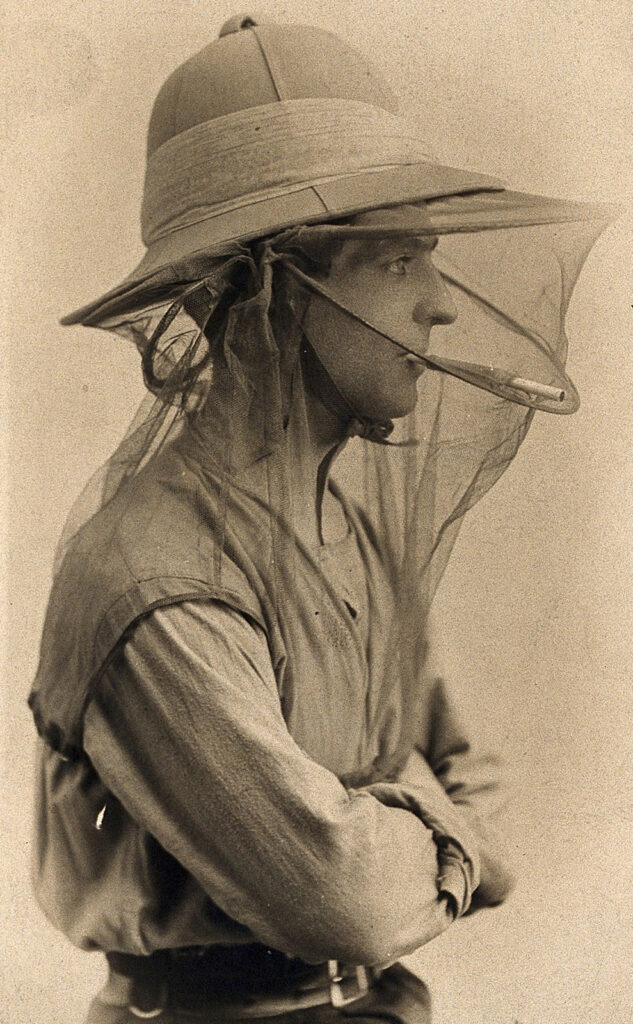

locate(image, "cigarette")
[[507, 377, 565, 402]]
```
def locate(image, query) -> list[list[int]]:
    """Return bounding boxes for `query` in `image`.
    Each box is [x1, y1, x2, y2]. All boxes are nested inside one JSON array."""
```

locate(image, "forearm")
[[84, 602, 477, 965]]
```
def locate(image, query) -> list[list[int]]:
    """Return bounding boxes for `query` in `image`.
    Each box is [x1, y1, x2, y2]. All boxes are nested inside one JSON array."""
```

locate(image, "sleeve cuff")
[[437, 842, 475, 917]]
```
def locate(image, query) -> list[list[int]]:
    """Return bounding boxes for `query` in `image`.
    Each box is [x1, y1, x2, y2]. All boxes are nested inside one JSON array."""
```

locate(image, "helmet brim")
[[61, 160, 617, 327]]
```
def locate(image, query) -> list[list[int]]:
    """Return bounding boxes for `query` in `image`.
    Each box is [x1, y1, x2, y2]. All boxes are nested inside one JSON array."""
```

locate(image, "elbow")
[[288, 809, 447, 965], [284, 856, 437, 966], [345, 923, 413, 968], [302, 848, 411, 965], [311, 885, 449, 965], [330, 900, 406, 966], [296, 897, 408, 967], [246, 799, 448, 965]]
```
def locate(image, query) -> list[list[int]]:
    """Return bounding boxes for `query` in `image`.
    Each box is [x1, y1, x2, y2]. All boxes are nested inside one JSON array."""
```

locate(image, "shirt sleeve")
[[409, 675, 516, 911], [83, 599, 478, 966]]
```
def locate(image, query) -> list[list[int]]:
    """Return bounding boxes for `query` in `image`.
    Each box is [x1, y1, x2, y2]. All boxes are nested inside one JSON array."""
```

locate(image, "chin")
[[359, 388, 419, 422], [356, 395, 415, 419], [392, 389, 420, 419]]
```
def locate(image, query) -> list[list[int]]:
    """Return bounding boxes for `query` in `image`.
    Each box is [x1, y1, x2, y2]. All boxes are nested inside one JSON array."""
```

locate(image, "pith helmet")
[[63, 13, 609, 326]]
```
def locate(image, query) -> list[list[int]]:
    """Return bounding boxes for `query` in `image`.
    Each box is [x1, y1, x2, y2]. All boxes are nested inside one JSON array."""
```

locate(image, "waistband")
[[106, 943, 375, 1019]]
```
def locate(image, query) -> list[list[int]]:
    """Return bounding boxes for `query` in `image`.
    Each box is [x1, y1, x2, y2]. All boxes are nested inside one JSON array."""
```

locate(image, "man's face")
[[303, 205, 458, 422]]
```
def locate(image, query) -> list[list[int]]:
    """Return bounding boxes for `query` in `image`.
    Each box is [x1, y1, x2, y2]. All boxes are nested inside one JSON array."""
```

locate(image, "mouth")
[[400, 352, 427, 377]]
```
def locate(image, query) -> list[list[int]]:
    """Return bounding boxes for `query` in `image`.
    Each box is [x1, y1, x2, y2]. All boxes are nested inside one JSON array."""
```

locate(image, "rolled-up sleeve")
[[84, 600, 479, 965]]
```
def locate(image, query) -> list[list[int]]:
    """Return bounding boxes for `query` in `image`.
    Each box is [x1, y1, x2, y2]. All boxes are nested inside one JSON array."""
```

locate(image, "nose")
[[413, 265, 458, 326]]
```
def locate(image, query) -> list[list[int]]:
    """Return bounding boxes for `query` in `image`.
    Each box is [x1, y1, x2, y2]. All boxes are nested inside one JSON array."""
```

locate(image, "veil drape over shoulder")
[[31, 193, 614, 784]]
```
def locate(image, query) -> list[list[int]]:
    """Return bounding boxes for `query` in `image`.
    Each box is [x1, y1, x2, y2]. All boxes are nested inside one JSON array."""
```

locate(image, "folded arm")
[[84, 600, 480, 965]]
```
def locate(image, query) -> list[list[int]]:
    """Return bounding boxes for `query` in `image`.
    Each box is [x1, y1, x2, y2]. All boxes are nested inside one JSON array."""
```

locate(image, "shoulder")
[[30, 447, 269, 759], [55, 442, 264, 635]]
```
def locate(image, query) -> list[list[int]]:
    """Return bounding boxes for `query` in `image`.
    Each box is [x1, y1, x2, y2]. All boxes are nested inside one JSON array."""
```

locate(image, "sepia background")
[[2, 1, 632, 1021]]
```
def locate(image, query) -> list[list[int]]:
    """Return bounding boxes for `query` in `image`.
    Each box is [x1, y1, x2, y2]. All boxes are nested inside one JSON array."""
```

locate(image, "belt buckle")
[[129, 979, 168, 1018], [328, 960, 369, 1008], [129, 1005, 165, 1019]]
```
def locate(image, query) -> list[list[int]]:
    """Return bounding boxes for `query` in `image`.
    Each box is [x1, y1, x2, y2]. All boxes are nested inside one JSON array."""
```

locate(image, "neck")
[[288, 379, 350, 547], [304, 383, 348, 460]]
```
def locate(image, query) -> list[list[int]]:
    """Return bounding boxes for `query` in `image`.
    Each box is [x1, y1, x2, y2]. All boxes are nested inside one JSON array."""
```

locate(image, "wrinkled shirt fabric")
[[32, 425, 513, 965]]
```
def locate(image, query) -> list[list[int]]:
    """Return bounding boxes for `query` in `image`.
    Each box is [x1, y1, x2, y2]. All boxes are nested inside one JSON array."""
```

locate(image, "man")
[[28, 15, 613, 1023]]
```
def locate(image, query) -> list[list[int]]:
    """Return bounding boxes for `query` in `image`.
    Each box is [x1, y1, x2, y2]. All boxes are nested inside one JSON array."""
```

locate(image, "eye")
[[386, 255, 413, 276]]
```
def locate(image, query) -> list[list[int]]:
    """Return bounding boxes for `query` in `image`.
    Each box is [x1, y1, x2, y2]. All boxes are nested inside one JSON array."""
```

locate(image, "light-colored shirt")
[[33, 438, 513, 965]]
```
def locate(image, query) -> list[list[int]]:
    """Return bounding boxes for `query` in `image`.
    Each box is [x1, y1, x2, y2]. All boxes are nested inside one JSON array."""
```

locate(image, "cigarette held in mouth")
[[507, 377, 566, 402]]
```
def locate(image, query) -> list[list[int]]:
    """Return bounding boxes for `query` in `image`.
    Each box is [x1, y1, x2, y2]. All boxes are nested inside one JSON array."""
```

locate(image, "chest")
[[273, 529, 400, 775]]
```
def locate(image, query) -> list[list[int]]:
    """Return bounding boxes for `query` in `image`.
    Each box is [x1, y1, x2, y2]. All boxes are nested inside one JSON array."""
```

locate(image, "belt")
[[106, 944, 374, 1019]]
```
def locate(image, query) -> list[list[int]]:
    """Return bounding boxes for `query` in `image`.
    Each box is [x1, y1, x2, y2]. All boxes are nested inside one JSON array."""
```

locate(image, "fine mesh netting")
[[34, 193, 613, 782]]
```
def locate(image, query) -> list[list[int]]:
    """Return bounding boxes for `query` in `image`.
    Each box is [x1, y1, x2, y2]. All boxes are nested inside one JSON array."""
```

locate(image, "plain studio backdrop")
[[2, 2, 632, 1022]]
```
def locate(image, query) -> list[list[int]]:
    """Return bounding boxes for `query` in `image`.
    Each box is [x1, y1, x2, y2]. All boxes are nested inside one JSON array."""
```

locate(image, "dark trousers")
[[85, 962, 431, 1024]]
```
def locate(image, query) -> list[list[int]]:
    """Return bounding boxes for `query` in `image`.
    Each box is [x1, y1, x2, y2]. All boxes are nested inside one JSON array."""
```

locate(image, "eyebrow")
[[353, 235, 440, 261]]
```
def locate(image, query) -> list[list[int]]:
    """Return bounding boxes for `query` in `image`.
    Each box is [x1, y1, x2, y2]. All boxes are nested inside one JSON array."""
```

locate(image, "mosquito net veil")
[[34, 191, 612, 785]]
